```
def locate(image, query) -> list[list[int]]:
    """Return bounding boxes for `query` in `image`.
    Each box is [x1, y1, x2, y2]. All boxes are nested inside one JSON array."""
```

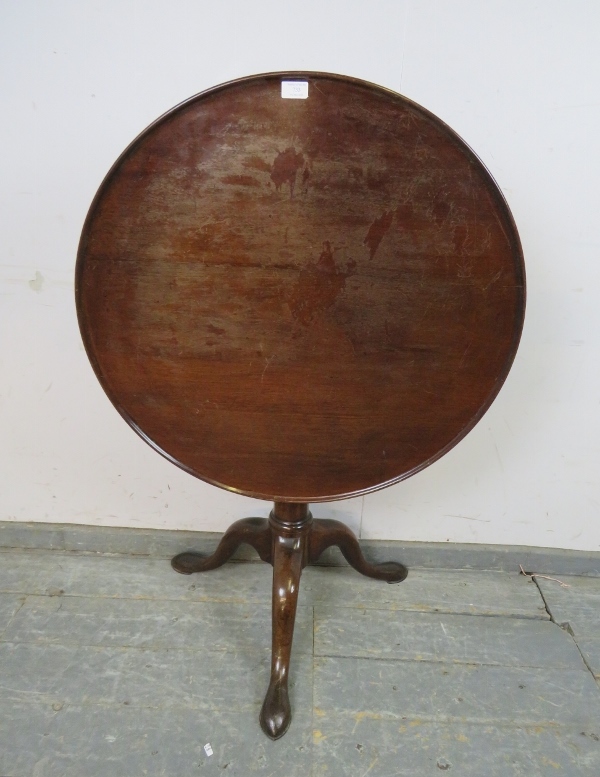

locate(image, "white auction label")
[[281, 81, 309, 99]]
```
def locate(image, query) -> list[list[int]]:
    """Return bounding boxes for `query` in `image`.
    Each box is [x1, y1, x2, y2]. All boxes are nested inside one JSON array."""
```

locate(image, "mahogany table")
[[76, 72, 525, 739]]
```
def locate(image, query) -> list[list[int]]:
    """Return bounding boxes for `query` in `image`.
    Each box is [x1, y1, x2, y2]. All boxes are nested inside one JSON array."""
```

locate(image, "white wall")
[[2, 0, 599, 550]]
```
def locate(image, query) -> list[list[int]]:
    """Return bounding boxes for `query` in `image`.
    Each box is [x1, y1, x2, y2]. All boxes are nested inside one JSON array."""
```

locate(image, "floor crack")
[[531, 576, 598, 682], [0, 595, 27, 642]]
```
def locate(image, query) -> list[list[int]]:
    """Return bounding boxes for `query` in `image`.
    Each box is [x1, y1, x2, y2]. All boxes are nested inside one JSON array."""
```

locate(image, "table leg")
[[259, 506, 310, 740], [170, 504, 406, 740], [171, 517, 272, 574], [309, 518, 407, 583]]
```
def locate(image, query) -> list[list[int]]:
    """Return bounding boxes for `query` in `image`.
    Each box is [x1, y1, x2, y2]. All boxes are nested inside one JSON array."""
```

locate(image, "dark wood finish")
[[76, 72, 525, 741], [172, 501, 407, 739], [261, 503, 311, 739], [171, 517, 272, 572], [309, 517, 407, 582], [76, 72, 525, 504]]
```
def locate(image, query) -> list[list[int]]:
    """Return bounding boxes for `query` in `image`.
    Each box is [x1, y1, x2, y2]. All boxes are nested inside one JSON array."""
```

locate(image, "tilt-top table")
[[76, 72, 525, 739]]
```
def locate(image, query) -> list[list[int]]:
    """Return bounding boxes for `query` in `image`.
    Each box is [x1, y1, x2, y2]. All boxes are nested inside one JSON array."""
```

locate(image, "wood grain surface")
[[76, 72, 525, 503]]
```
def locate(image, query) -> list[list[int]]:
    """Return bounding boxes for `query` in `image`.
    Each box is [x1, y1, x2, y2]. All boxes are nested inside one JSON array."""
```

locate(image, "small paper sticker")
[[281, 81, 308, 99], [204, 743, 213, 757]]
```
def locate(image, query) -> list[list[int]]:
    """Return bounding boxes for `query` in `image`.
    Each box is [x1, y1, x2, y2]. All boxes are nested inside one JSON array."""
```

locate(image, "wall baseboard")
[[0, 521, 598, 576]]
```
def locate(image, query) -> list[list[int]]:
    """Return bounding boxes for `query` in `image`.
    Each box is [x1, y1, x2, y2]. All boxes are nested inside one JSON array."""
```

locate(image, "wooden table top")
[[76, 72, 525, 503]]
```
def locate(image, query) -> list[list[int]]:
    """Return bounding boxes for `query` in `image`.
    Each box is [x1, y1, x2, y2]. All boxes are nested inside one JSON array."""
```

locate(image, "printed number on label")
[[281, 81, 309, 99]]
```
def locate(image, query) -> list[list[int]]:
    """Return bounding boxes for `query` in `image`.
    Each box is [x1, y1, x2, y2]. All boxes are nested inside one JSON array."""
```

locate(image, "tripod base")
[[172, 502, 407, 740]]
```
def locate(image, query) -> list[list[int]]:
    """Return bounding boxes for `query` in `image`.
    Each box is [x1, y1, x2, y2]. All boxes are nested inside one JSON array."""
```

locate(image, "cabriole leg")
[[259, 504, 311, 740], [309, 518, 407, 583], [171, 516, 272, 574]]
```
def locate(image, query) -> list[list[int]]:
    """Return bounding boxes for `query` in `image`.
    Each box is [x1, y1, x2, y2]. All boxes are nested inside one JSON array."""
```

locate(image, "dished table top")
[[76, 72, 525, 503]]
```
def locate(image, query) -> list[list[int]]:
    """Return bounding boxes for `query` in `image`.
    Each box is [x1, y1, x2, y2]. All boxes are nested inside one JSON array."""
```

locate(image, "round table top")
[[76, 72, 525, 503]]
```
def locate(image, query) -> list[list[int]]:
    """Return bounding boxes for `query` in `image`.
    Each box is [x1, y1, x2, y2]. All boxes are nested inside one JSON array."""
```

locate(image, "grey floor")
[[0, 547, 599, 776]]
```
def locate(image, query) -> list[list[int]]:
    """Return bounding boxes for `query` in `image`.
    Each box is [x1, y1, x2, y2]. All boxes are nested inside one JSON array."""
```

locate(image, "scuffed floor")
[[0, 549, 598, 775]]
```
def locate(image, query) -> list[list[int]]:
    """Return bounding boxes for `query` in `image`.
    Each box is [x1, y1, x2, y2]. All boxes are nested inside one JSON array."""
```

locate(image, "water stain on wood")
[[243, 155, 272, 173], [220, 175, 261, 187], [270, 148, 305, 197], [288, 242, 356, 326]]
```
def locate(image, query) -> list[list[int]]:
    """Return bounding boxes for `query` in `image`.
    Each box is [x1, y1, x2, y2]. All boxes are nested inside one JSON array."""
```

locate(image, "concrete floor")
[[0, 546, 599, 775]]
